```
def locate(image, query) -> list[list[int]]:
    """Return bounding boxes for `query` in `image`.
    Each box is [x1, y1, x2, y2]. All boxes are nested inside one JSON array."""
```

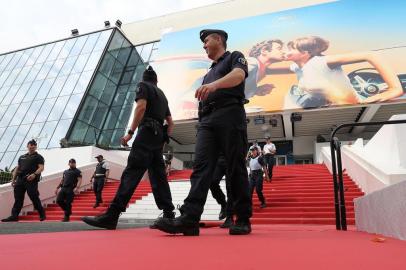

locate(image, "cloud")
[[0, 0, 226, 54]]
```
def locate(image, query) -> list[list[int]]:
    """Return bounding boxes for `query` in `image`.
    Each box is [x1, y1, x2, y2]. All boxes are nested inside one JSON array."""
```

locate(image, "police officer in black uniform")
[[91, 155, 109, 208], [55, 159, 82, 222], [81, 66, 175, 230], [1, 140, 46, 222], [155, 29, 252, 236]]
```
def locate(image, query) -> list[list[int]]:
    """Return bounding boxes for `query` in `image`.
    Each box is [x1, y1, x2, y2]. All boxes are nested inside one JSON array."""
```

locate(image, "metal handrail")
[[330, 119, 406, 230]]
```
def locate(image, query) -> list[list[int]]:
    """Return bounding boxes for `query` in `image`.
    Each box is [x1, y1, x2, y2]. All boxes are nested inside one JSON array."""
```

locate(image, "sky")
[[0, 0, 226, 54]]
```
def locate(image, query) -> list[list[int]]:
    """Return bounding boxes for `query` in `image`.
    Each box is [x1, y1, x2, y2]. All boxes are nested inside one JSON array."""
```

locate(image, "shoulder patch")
[[238, 57, 247, 65]]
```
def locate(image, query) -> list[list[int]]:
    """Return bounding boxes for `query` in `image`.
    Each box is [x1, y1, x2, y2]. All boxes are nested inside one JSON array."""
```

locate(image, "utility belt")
[[198, 98, 245, 119], [140, 117, 164, 136], [250, 169, 263, 174]]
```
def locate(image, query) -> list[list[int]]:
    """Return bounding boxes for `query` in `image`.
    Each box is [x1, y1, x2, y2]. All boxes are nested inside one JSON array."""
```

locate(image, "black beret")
[[142, 65, 157, 82], [199, 29, 228, 42]]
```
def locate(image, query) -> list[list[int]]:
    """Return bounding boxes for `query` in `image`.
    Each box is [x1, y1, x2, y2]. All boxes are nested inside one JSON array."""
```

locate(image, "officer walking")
[[263, 137, 276, 181], [81, 66, 175, 230], [155, 29, 252, 236], [90, 155, 109, 208], [55, 159, 82, 222], [1, 140, 46, 222], [248, 146, 269, 208]]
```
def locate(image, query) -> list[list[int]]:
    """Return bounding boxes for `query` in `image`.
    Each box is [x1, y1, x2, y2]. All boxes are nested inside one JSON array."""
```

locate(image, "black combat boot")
[[220, 216, 234, 228], [62, 215, 70, 222], [150, 211, 175, 229], [229, 218, 251, 235], [81, 207, 120, 230], [1, 216, 18, 222], [155, 214, 200, 236], [39, 210, 46, 221], [218, 204, 227, 220]]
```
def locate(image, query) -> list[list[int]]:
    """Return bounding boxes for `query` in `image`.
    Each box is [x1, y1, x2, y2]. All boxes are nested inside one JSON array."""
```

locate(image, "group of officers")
[[2, 28, 277, 237]]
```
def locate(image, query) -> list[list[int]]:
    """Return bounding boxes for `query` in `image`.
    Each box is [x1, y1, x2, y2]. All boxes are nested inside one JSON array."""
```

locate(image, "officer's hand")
[[195, 83, 217, 101], [11, 180, 16, 187], [27, 174, 36, 181], [121, 134, 132, 147], [55, 189, 59, 195], [74, 188, 79, 194]]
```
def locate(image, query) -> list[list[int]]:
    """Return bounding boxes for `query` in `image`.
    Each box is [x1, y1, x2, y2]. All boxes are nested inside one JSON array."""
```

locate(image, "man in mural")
[[155, 29, 252, 236], [81, 66, 175, 230]]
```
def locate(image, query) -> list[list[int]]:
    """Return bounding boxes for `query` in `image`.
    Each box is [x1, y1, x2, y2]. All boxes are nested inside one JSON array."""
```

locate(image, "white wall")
[[293, 136, 315, 157]]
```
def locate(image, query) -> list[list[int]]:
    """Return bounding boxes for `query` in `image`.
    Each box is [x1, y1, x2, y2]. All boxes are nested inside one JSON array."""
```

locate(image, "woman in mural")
[[267, 36, 403, 108]]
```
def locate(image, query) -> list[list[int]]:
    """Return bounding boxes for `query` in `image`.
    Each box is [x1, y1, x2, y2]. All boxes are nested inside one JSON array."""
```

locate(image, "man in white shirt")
[[262, 137, 276, 181]]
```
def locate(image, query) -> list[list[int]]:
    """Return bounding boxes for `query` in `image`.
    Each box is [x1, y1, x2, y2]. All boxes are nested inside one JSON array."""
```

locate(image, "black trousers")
[[110, 146, 174, 214], [264, 154, 275, 180], [93, 177, 105, 203], [11, 179, 45, 217], [57, 188, 75, 216], [209, 161, 233, 217], [180, 104, 252, 222], [249, 170, 265, 204]]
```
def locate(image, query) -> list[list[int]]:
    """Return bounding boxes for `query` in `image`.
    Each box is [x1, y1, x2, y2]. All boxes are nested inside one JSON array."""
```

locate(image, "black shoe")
[[81, 208, 120, 230], [218, 204, 227, 220], [150, 211, 175, 229], [1, 216, 18, 222], [39, 212, 46, 221], [220, 216, 234, 228], [155, 215, 200, 236], [229, 218, 252, 235], [62, 215, 70, 222], [260, 202, 267, 209], [93, 202, 100, 208]]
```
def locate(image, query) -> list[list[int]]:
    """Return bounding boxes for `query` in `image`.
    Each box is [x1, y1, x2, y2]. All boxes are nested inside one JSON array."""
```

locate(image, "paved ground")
[[0, 220, 152, 234]]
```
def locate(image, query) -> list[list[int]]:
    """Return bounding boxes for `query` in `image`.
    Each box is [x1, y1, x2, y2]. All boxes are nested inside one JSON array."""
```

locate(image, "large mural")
[[153, 0, 406, 120]]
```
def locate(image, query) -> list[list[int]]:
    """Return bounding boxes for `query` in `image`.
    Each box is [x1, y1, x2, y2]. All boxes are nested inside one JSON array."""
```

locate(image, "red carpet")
[[1, 225, 405, 270]]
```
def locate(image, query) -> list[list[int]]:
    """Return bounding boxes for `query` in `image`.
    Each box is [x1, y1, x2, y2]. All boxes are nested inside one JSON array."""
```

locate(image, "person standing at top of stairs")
[[90, 155, 109, 208]]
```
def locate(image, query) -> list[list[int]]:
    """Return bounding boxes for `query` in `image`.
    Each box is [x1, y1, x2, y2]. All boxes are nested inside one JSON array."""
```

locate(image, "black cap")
[[27, 139, 37, 146], [199, 29, 228, 42], [95, 155, 103, 159], [69, 158, 76, 163], [250, 146, 258, 151], [142, 66, 157, 82]]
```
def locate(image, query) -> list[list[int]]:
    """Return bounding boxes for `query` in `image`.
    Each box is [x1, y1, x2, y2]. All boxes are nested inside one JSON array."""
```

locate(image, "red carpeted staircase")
[[19, 180, 152, 221], [251, 164, 363, 225]]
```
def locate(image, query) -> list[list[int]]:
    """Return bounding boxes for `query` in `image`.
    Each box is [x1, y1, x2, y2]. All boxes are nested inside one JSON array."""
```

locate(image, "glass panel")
[[0, 126, 18, 152], [15, 48, 34, 68], [23, 80, 42, 102], [46, 41, 65, 61], [11, 83, 30, 104], [136, 45, 143, 55], [90, 103, 108, 128], [93, 30, 112, 51], [47, 76, 67, 98], [58, 38, 76, 59], [84, 126, 99, 144], [61, 94, 82, 119], [47, 95, 70, 121], [35, 78, 55, 100], [25, 63, 42, 82], [59, 56, 78, 76], [116, 46, 131, 65], [0, 127, 5, 138], [72, 53, 90, 73], [8, 124, 31, 151], [81, 32, 100, 54], [69, 35, 88, 57], [108, 32, 124, 58], [47, 58, 64, 79], [88, 73, 107, 99], [26, 122, 45, 143], [26, 46, 44, 66], [73, 70, 93, 94], [0, 151, 17, 170], [60, 73, 80, 96], [99, 53, 115, 78], [14, 65, 31, 85], [103, 106, 121, 130], [48, 119, 71, 148], [10, 102, 31, 126], [0, 70, 11, 87], [100, 80, 116, 105], [98, 129, 113, 147], [69, 120, 88, 143], [1, 84, 20, 105], [110, 61, 124, 84], [39, 121, 58, 148], [0, 106, 7, 123], [5, 52, 23, 71], [140, 43, 153, 62], [36, 43, 54, 64], [3, 68, 22, 87], [36, 61, 54, 80], [78, 96, 98, 124], [84, 50, 102, 72], [0, 86, 11, 104], [34, 98, 56, 122], [110, 128, 125, 147], [150, 48, 159, 62], [0, 53, 14, 71], [22, 100, 43, 124]]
